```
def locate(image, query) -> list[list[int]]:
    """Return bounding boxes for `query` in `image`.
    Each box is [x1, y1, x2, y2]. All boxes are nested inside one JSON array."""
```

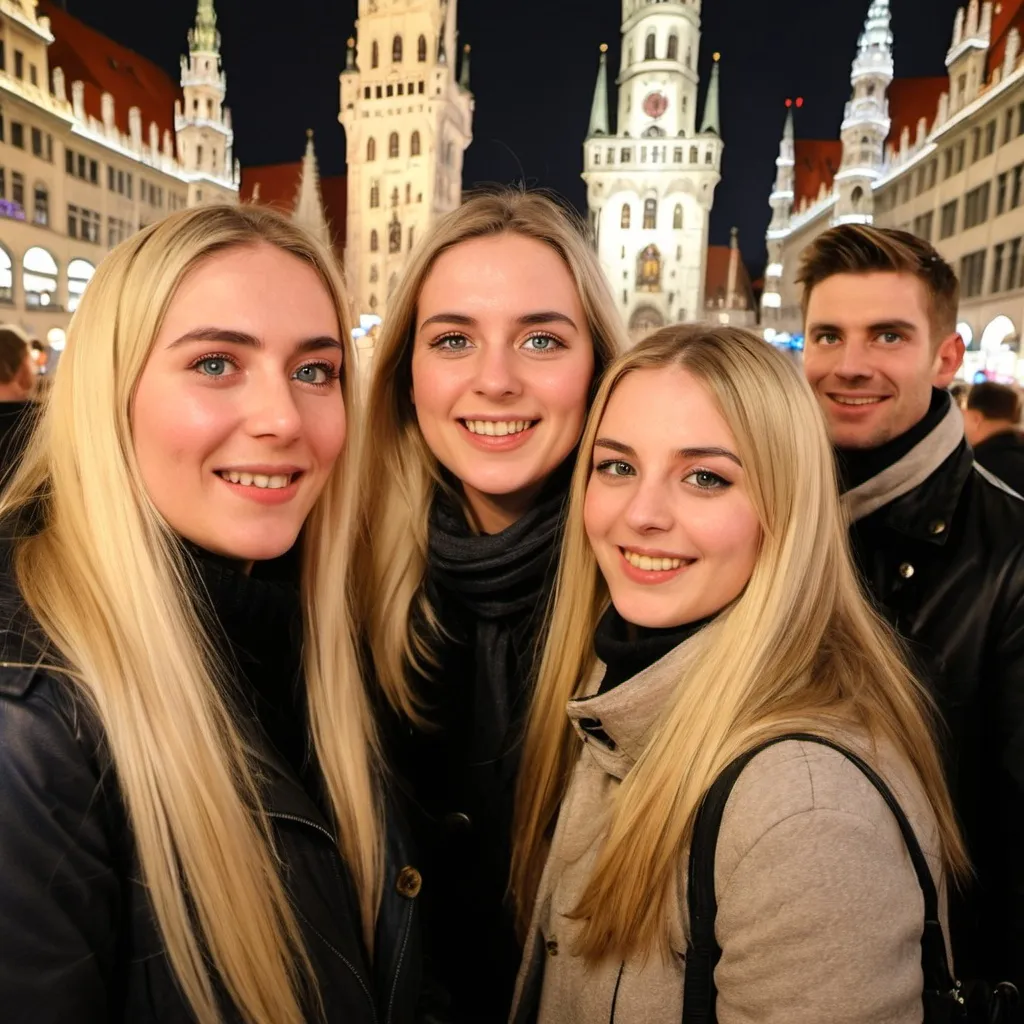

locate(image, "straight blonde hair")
[[511, 324, 968, 959], [356, 188, 628, 722], [0, 204, 382, 1023]]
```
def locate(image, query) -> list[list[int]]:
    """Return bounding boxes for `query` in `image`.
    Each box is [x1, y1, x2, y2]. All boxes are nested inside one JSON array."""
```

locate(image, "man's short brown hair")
[[797, 224, 960, 340], [0, 326, 30, 385], [967, 381, 1021, 424]]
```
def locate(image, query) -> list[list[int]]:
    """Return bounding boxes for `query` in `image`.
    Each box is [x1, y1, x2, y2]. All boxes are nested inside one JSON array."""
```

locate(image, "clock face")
[[643, 91, 668, 119]]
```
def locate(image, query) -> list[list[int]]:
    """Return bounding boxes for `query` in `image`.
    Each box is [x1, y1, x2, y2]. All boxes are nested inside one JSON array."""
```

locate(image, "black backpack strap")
[[681, 733, 957, 1024]]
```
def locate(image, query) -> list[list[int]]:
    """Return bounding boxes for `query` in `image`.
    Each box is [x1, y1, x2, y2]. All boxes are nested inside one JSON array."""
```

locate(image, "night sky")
[[69, 0, 963, 277]]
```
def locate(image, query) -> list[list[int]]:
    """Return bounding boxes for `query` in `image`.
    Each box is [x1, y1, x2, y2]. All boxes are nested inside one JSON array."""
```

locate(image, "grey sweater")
[[510, 642, 951, 1024]]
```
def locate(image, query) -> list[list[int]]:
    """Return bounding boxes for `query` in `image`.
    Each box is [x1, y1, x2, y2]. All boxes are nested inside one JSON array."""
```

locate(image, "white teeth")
[[219, 471, 294, 489], [833, 395, 884, 406], [464, 419, 534, 436], [623, 550, 683, 571]]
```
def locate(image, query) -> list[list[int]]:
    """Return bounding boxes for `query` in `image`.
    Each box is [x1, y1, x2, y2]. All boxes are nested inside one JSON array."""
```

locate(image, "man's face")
[[803, 272, 964, 449]]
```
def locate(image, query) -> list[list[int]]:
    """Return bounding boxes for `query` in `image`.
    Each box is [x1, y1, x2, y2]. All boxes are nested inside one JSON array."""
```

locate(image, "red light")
[[796, 97, 805, 108], [785, 98, 793, 108]]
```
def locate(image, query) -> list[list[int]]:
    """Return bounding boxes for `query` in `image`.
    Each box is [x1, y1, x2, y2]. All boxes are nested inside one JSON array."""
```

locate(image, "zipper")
[[266, 810, 337, 844], [385, 903, 413, 1024]]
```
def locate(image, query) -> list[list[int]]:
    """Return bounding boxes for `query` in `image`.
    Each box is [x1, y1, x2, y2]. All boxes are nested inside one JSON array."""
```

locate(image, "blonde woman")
[[0, 205, 422, 1024], [510, 325, 967, 1023], [358, 189, 626, 1021]]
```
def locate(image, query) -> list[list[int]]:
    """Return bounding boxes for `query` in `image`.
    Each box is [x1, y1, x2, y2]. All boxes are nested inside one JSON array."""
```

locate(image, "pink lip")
[[215, 464, 305, 475], [457, 420, 538, 452], [617, 547, 694, 586]]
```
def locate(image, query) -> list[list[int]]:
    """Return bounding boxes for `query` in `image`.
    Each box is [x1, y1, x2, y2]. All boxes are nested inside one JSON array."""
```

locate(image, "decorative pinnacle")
[[459, 42, 471, 90], [306, 128, 313, 139], [188, 0, 220, 55], [713, 52, 721, 62], [600, 42, 608, 53]]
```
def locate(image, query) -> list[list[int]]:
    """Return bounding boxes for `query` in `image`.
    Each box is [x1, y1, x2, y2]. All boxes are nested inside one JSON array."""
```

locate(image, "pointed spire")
[[588, 44, 610, 137], [726, 227, 740, 309], [293, 129, 330, 247], [438, 0, 449, 65], [189, 0, 220, 54], [701, 52, 721, 135], [459, 44, 471, 90], [783, 103, 795, 141], [857, 0, 893, 60], [346, 36, 357, 72]]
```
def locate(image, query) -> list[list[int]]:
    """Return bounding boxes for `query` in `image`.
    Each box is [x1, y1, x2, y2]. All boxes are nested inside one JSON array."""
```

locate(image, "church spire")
[[293, 129, 330, 247], [459, 43, 471, 90], [438, 0, 449, 65], [701, 52, 721, 135], [588, 44, 610, 137], [189, 0, 220, 55]]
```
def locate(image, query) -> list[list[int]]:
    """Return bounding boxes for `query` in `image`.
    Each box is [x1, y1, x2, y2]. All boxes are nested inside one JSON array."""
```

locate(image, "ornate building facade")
[[0, 0, 238, 343], [339, 0, 473, 320], [583, 0, 723, 338], [762, 0, 1024, 383]]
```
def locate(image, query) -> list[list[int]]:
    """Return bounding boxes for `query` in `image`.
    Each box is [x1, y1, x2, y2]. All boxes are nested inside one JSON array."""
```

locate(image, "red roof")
[[240, 162, 347, 252], [887, 77, 946, 148], [704, 244, 754, 310], [793, 139, 842, 209], [988, 0, 1024, 78], [39, 1, 180, 147]]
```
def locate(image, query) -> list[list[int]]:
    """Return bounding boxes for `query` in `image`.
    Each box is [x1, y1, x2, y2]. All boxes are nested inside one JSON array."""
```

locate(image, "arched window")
[[389, 132, 399, 158], [370, 230, 379, 253], [405, 183, 412, 203], [370, 183, 380, 208], [690, 145, 699, 162], [67, 258, 95, 313], [851, 185, 865, 212], [411, 130, 421, 156], [369, 294, 377, 310], [621, 203, 631, 229], [0, 247, 12, 302], [369, 265, 378, 283], [33, 184, 48, 227], [643, 198, 657, 229], [644, 33, 656, 60], [23, 246, 57, 308], [673, 204, 683, 229], [371, 40, 379, 68], [418, 35, 428, 62], [367, 137, 376, 161], [207, 99, 214, 117], [391, 187, 399, 208], [389, 216, 401, 253], [667, 34, 679, 60], [393, 35, 403, 63]]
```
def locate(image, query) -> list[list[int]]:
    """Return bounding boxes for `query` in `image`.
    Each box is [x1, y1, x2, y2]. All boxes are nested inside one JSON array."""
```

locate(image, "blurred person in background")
[[0, 326, 38, 478], [964, 381, 1024, 495]]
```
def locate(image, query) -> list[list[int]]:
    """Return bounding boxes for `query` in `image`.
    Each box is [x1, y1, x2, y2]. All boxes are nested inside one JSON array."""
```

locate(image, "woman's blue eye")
[[294, 364, 332, 384], [596, 459, 634, 477], [523, 334, 561, 352], [435, 334, 470, 351], [198, 357, 229, 376]]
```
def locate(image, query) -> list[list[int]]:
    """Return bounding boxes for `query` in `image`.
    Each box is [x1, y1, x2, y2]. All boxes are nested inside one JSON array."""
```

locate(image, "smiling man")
[[800, 224, 1024, 994]]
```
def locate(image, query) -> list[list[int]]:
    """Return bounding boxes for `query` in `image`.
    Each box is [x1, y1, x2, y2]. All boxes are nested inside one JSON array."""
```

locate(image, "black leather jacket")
[[0, 629, 424, 1023], [848, 440, 1024, 988]]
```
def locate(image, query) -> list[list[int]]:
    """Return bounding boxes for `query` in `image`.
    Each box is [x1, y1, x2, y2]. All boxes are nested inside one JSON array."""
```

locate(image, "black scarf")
[[426, 464, 570, 763], [595, 604, 714, 694]]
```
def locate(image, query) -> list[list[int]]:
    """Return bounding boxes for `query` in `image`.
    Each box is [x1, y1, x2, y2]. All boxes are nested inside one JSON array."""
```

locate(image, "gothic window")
[[370, 183, 380, 208], [411, 130, 421, 156], [673, 204, 683, 229], [370, 230, 379, 252], [406, 183, 412, 203], [667, 34, 679, 61], [207, 99, 214, 117], [643, 198, 657, 229], [367, 137, 376, 161], [391, 187, 399, 207], [372, 41, 379, 68], [369, 265, 378, 283], [197, 145, 203, 166], [686, 46, 692, 68], [704, 149, 713, 164], [370, 294, 377, 309], [644, 33, 656, 60], [690, 145, 698, 163], [418, 35, 427, 62], [393, 35, 403, 63], [621, 203, 631, 229], [851, 185, 865, 213], [389, 216, 401, 253], [636, 245, 663, 293]]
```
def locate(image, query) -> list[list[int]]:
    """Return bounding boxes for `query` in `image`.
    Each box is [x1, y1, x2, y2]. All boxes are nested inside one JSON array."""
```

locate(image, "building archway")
[[980, 315, 1017, 352], [629, 304, 665, 334]]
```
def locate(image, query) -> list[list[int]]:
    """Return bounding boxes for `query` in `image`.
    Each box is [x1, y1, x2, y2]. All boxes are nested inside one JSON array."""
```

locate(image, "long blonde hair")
[[1, 204, 382, 1023], [357, 188, 628, 721], [511, 324, 968, 959]]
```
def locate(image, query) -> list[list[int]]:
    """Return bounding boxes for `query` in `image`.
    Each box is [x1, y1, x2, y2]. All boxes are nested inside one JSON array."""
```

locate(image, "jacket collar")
[[565, 633, 708, 780], [842, 393, 965, 528], [248, 731, 337, 839]]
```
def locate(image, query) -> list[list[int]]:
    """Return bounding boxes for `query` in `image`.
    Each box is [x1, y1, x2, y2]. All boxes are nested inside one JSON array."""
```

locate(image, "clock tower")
[[583, 0, 723, 339]]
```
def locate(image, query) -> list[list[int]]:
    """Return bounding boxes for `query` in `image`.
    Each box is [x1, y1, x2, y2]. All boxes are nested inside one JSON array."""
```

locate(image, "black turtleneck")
[[835, 387, 949, 493], [595, 603, 714, 694], [188, 545, 309, 780]]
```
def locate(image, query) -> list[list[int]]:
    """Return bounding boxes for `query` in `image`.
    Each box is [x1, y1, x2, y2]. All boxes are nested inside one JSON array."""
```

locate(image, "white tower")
[[175, 0, 238, 204], [583, 0, 723, 338], [762, 101, 795, 326], [833, 0, 893, 226], [340, 0, 474, 319], [293, 130, 331, 247]]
